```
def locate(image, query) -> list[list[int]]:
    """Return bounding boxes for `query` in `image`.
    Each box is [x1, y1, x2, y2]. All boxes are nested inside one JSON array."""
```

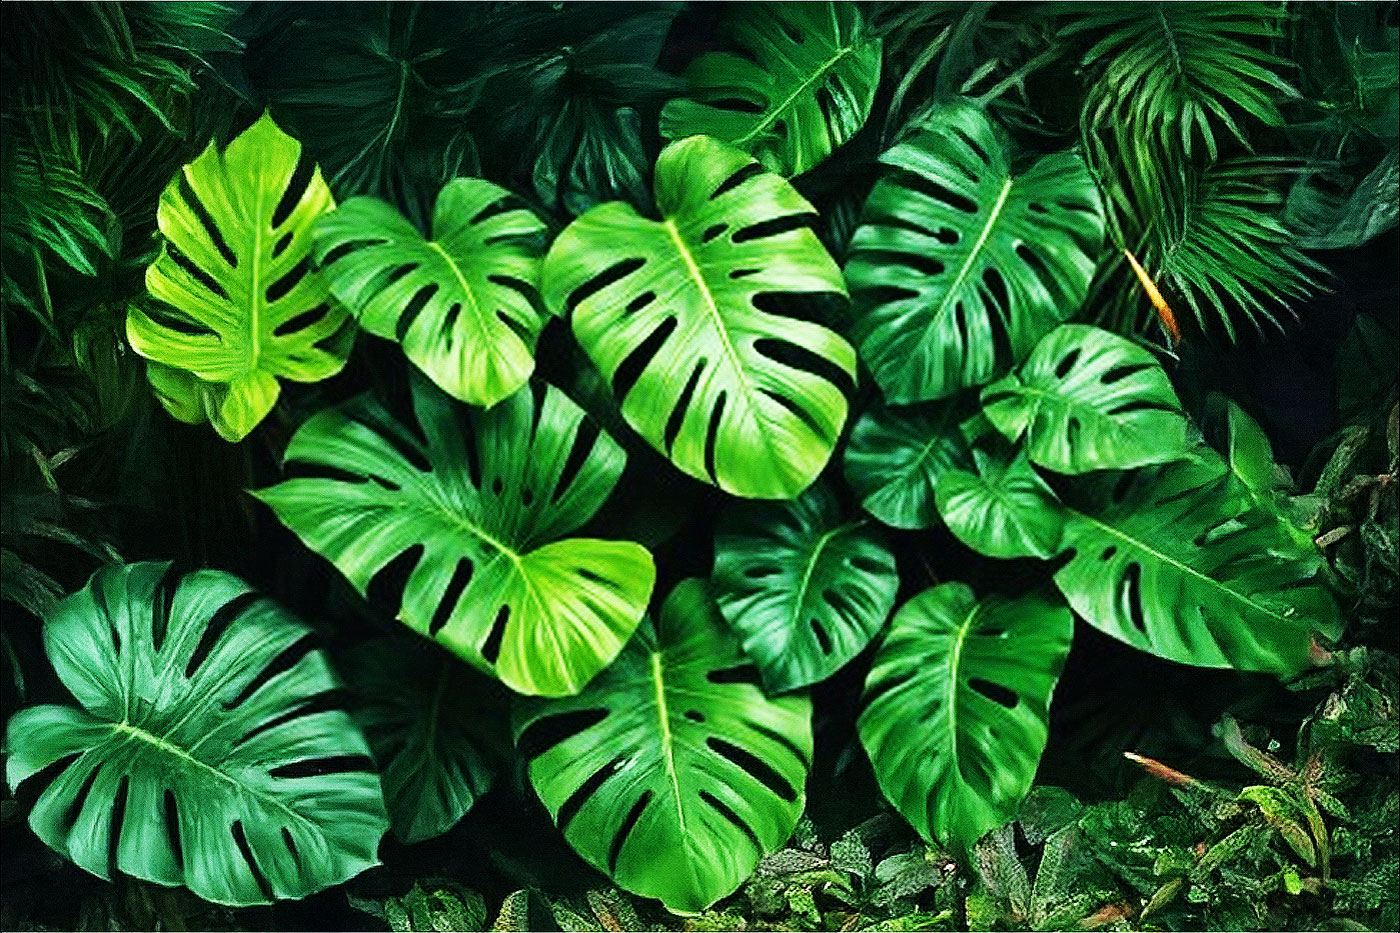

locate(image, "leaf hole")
[[608, 791, 652, 873], [516, 708, 608, 760], [611, 316, 676, 401], [706, 737, 798, 801], [481, 605, 509, 664], [272, 301, 331, 337], [711, 163, 765, 200], [187, 592, 260, 678], [731, 213, 816, 244], [224, 633, 318, 711], [968, 677, 1018, 709], [567, 257, 644, 314], [231, 819, 274, 902], [271, 153, 317, 230], [366, 544, 425, 611], [429, 559, 475, 636]]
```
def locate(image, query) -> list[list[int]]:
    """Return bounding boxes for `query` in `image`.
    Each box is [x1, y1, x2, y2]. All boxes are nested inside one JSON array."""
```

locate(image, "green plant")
[[4, 562, 387, 905], [2, 2, 1395, 930]]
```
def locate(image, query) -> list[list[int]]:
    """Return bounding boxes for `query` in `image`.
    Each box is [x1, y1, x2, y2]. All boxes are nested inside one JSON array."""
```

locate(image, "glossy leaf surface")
[[846, 104, 1104, 403], [981, 325, 1189, 474], [129, 114, 352, 441], [712, 484, 898, 692], [935, 447, 1066, 559], [315, 179, 545, 407], [660, 2, 881, 177], [543, 135, 855, 499], [5, 563, 386, 905], [859, 584, 1072, 851], [255, 379, 654, 696], [514, 579, 812, 911], [843, 400, 973, 529]]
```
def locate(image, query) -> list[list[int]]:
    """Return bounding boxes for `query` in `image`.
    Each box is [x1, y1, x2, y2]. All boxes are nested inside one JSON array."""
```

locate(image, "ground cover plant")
[[1, 1, 1396, 930]]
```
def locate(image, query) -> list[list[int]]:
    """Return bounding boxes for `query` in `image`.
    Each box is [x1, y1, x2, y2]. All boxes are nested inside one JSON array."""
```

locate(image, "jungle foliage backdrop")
[[1, 2, 1397, 931]]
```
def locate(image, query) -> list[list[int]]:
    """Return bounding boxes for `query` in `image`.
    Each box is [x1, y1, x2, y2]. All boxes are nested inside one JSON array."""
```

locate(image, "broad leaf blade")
[[4, 562, 386, 905], [315, 179, 545, 407], [660, 2, 882, 177], [859, 584, 1072, 851], [712, 484, 898, 692], [935, 447, 1066, 559], [129, 113, 352, 441], [543, 135, 855, 499], [981, 325, 1189, 474], [514, 579, 812, 911], [843, 399, 974, 529], [255, 379, 654, 696], [1055, 449, 1340, 674], [846, 104, 1105, 403]]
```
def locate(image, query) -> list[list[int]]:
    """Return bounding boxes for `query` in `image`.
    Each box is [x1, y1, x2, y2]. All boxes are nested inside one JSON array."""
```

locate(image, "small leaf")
[[935, 446, 1066, 559]]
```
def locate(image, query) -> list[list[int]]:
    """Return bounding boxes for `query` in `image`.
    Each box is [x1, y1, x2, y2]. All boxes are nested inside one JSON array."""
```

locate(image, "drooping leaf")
[[542, 134, 855, 499], [341, 638, 508, 844], [4, 562, 387, 905], [660, 2, 882, 177], [1286, 150, 1399, 251], [980, 325, 1189, 474], [858, 584, 1073, 851], [712, 484, 898, 692], [314, 178, 546, 407], [128, 113, 353, 441], [1055, 448, 1341, 674], [254, 378, 655, 697], [514, 579, 813, 911], [935, 445, 1066, 559], [843, 398, 974, 530], [845, 103, 1105, 403]]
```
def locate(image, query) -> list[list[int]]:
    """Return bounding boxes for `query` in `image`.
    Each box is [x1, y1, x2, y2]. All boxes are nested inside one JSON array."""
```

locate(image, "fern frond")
[[1158, 160, 1326, 341]]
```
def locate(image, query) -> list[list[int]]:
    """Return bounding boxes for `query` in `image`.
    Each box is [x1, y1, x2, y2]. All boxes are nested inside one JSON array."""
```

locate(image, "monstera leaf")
[[712, 484, 898, 692], [514, 579, 813, 911], [845, 104, 1105, 403], [659, 2, 882, 177], [254, 379, 655, 697], [981, 325, 1189, 474], [314, 179, 545, 407], [341, 638, 509, 844], [543, 134, 855, 499], [858, 584, 1073, 851], [843, 399, 974, 529], [128, 114, 353, 441], [1055, 449, 1340, 674], [935, 446, 1066, 559], [4, 563, 386, 905]]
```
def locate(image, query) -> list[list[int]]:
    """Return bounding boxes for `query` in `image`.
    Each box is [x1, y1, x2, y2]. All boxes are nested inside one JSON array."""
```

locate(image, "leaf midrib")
[[925, 176, 1014, 338], [732, 42, 861, 152], [424, 239, 496, 344], [650, 651, 686, 836]]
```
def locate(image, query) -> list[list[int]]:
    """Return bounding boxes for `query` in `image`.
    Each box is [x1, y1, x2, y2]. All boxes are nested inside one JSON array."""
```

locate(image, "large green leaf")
[[4, 562, 386, 905], [858, 584, 1073, 851], [254, 379, 655, 697], [845, 104, 1105, 403], [712, 484, 898, 692], [843, 399, 974, 529], [314, 179, 545, 407], [980, 325, 1189, 474], [935, 446, 1066, 559], [128, 113, 353, 441], [1055, 449, 1340, 675], [542, 134, 855, 499], [514, 579, 812, 911], [341, 638, 508, 844], [659, 2, 882, 177]]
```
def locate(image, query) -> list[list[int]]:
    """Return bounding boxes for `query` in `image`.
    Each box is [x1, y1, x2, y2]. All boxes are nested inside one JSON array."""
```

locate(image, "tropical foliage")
[[2, 2, 1395, 931]]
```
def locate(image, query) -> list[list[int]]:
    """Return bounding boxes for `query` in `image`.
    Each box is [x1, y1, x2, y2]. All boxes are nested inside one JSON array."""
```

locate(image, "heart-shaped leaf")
[[660, 2, 882, 177], [514, 579, 812, 911], [4, 562, 387, 905], [935, 445, 1067, 559], [858, 584, 1072, 851], [254, 378, 655, 696], [981, 325, 1189, 474], [712, 484, 898, 692], [314, 179, 546, 407], [543, 134, 855, 499], [843, 399, 974, 529], [129, 113, 353, 441], [846, 104, 1104, 403]]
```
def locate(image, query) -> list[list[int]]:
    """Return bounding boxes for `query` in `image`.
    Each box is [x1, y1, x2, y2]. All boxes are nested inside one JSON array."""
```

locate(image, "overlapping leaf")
[[5, 562, 387, 905], [935, 446, 1066, 559], [712, 484, 898, 692], [543, 134, 855, 499], [128, 114, 352, 441], [660, 2, 882, 177], [859, 584, 1073, 850], [255, 378, 655, 697], [846, 103, 1104, 403], [315, 178, 545, 407], [843, 399, 974, 529], [515, 579, 812, 911]]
